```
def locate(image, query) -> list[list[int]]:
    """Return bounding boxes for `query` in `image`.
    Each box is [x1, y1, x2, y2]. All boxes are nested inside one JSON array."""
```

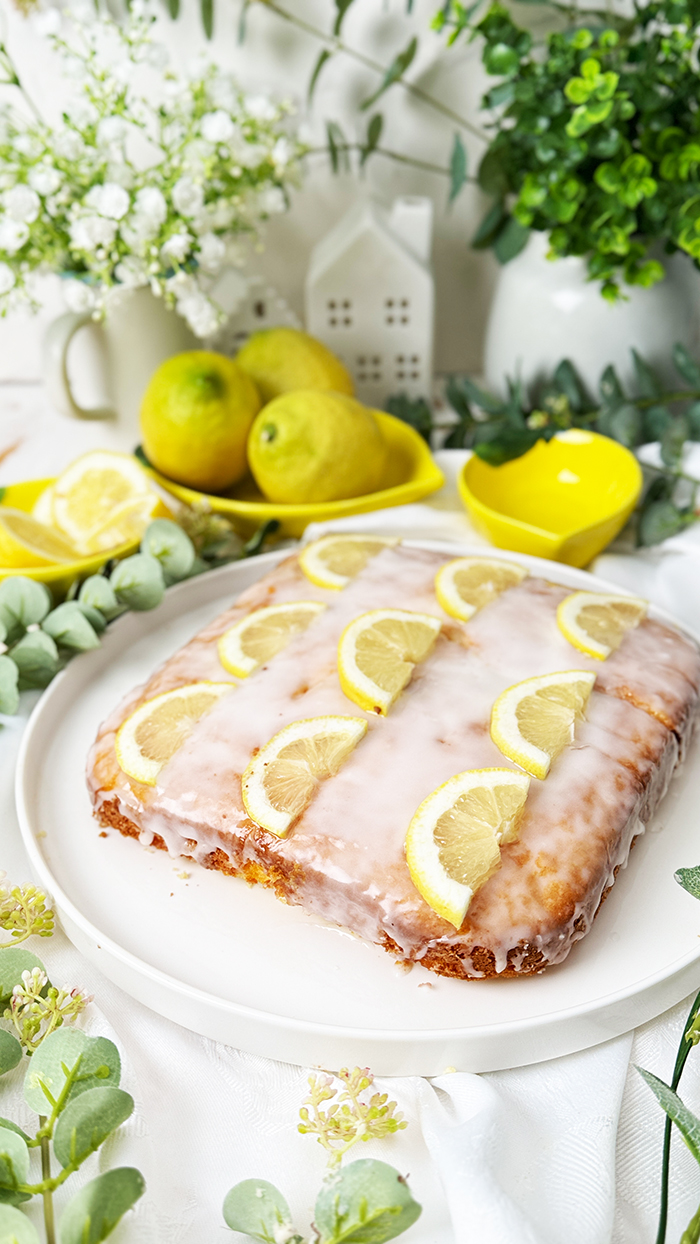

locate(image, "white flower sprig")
[[0, 1, 305, 335]]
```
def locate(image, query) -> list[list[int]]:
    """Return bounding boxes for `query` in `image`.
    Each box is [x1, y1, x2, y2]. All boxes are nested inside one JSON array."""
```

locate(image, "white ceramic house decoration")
[[305, 196, 434, 407], [207, 269, 300, 356]]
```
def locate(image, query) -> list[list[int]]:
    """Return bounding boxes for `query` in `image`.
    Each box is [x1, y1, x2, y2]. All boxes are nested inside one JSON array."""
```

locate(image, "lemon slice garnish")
[[299, 534, 399, 590], [557, 590, 647, 660], [52, 451, 158, 555], [241, 715, 367, 836], [490, 670, 596, 780], [406, 768, 531, 928], [435, 556, 527, 621], [337, 608, 442, 715], [0, 508, 79, 568], [218, 601, 327, 677], [31, 484, 55, 526], [116, 682, 233, 785]]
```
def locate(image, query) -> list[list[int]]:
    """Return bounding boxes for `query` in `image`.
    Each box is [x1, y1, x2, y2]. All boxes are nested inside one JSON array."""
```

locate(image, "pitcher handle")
[[43, 311, 116, 422]]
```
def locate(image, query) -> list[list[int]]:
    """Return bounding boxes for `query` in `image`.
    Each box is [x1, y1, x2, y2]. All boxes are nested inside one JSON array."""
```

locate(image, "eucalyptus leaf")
[[10, 631, 59, 690], [493, 216, 530, 264], [644, 404, 671, 441], [675, 865, 700, 899], [314, 1159, 421, 1244], [0, 578, 51, 643], [673, 342, 700, 387], [42, 603, 100, 652], [0, 1033, 21, 1078], [472, 200, 507, 249], [444, 376, 475, 423], [661, 414, 689, 468], [599, 363, 625, 406], [0, 949, 45, 1003], [552, 359, 586, 411], [0, 1124, 29, 1146], [477, 146, 510, 197], [687, 402, 700, 441], [54, 1086, 134, 1168], [360, 37, 417, 111], [449, 132, 467, 203], [0, 1127, 29, 1192], [450, 376, 505, 417], [58, 1167, 145, 1244], [110, 554, 165, 612], [474, 425, 539, 465], [637, 1068, 700, 1163], [76, 603, 106, 634], [24, 1030, 120, 1114], [0, 1205, 40, 1243], [222, 1179, 295, 1243], [140, 519, 195, 582], [78, 575, 121, 621], [384, 395, 432, 443], [632, 349, 662, 398], [638, 500, 687, 546], [609, 403, 643, 447], [0, 657, 19, 717]]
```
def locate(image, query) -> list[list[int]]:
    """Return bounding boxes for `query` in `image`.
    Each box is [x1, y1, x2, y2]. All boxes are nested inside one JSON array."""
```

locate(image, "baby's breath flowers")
[[0, 1, 305, 336]]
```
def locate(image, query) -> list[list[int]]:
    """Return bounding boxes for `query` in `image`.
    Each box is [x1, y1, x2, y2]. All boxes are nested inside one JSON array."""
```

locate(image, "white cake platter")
[[15, 543, 700, 1075]]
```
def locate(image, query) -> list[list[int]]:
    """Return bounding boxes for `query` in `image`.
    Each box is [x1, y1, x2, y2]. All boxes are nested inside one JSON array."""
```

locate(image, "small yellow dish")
[[143, 411, 445, 539], [0, 479, 169, 597], [459, 430, 642, 568]]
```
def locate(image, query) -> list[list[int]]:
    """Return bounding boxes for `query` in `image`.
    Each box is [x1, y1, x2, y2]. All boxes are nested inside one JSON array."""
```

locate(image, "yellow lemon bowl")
[[458, 430, 643, 568], [142, 410, 445, 539], [0, 479, 171, 598]]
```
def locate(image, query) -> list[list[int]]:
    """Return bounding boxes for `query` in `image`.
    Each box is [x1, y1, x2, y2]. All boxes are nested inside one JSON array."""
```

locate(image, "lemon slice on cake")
[[51, 451, 159, 555], [435, 557, 527, 621], [490, 670, 596, 780], [406, 768, 531, 928], [338, 608, 442, 715], [299, 535, 399, 590], [116, 682, 233, 785], [557, 591, 647, 660], [241, 716, 367, 836], [0, 508, 78, 568], [218, 601, 327, 677]]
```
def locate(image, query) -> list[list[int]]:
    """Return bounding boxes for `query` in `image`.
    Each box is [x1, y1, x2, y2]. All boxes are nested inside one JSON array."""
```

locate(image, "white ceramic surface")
[[15, 545, 700, 1075]]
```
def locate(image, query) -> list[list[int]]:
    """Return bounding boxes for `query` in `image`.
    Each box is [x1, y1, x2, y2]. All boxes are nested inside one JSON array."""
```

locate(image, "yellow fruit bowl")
[[143, 411, 445, 539], [458, 430, 643, 568], [0, 479, 169, 598]]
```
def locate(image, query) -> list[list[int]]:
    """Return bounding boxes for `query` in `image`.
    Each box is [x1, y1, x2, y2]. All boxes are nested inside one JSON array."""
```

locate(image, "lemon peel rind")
[[337, 608, 443, 715], [556, 590, 648, 661], [51, 450, 153, 550], [299, 535, 400, 590], [240, 715, 368, 837], [115, 681, 234, 786], [218, 601, 327, 678], [405, 768, 530, 929], [434, 557, 528, 622], [490, 670, 597, 780]]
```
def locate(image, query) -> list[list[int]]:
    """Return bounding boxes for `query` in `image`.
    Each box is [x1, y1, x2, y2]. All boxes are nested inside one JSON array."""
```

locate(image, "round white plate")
[[15, 543, 700, 1075]]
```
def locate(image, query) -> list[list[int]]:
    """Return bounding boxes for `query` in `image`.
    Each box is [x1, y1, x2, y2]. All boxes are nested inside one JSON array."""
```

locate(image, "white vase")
[[484, 231, 700, 398], [43, 285, 197, 451]]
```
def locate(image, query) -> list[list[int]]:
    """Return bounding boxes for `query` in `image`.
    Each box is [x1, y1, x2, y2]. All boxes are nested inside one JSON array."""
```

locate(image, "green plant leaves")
[[222, 1179, 297, 1243], [384, 395, 432, 443], [0, 1205, 39, 1243], [200, 0, 213, 39], [0, 1126, 29, 1192], [0, 1033, 21, 1079], [0, 948, 45, 1004], [361, 37, 417, 111], [676, 865, 700, 898], [674, 343, 700, 388], [77, 575, 121, 621], [474, 425, 539, 465], [10, 632, 59, 690], [360, 114, 383, 169], [327, 121, 350, 174], [449, 133, 468, 202], [638, 500, 688, 546], [42, 603, 100, 652], [0, 579, 50, 644], [493, 216, 530, 263], [638, 1068, 700, 1164], [53, 1086, 134, 1168], [110, 554, 165, 612], [24, 1030, 120, 1114], [314, 1159, 421, 1244], [59, 1167, 145, 1244], [0, 657, 19, 717], [140, 519, 195, 582]]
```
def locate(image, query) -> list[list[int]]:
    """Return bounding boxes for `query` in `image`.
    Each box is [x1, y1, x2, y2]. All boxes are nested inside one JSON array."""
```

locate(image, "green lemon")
[[248, 391, 387, 505], [140, 351, 261, 493], [235, 328, 354, 404]]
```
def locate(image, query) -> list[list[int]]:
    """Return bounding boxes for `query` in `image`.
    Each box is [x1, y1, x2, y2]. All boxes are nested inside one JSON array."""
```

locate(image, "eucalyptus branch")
[[306, 142, 460, 177], [39, 1120, 56, 1244], [253, 0, 488, 142]]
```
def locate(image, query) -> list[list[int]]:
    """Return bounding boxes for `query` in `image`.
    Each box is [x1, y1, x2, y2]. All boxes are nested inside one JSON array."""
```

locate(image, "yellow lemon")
[[556, 590, 647, 660], [116, 682, 234, 785], [490, 670, 596, 780], [50, 451, 160, 555], [435, 557, 528, 622], [218, 601, 327, 677], [235, 327, 353, 403], [140, 350, 261, 493], [0, 508, 79, 568], [248, 390, 387, 505], [299, 535, 399, 590], [405, 768, 530, 928], [337, 608, 442, 715]]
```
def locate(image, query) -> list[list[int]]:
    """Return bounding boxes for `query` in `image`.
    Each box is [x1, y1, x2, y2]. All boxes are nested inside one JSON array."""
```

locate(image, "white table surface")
[[1, 384, 700, 1244]]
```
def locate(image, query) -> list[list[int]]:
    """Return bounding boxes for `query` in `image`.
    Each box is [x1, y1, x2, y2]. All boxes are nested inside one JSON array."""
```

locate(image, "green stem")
[[681, 1200, 700, 1244], [255, 0, 488, 142], [634, 389, 700, 409], [39, 1121, 56, 1244], [306, 142, 464, 177], [655, 990, 700, 1244]]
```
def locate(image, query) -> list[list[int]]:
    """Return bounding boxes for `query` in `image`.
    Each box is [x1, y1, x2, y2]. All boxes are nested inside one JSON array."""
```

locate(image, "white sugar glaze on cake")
[[87, 544, 700, 979]]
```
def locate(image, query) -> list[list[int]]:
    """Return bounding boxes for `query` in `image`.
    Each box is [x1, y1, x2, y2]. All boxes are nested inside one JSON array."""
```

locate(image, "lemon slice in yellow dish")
[[299, 534, 399, 590], [241, 716, 367, 836], [435, 556, 528, 621], [490, 670, 596, 780], [52, 450, 158, 555], [116, 682, 233, 785], [0, 508, 78, 568], [557, 590, 647, 660], [218, 601, 327, 677], [406, 768, 531, 928], [338, 609, 442, 715]]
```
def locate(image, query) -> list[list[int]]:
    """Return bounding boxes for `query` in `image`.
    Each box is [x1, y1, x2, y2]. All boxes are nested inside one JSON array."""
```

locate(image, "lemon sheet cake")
[[86, 541, 700, 979]]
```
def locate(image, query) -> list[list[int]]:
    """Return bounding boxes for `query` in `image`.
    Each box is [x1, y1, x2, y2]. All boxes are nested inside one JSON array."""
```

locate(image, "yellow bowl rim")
[[459, 434, 643, 544]]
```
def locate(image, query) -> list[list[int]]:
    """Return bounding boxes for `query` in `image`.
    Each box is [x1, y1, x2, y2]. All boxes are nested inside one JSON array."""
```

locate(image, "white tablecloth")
[[2, 389, 700, 1243]]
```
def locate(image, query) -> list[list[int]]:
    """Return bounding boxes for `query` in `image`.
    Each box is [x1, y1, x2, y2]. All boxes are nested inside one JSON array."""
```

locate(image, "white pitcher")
[[44, 285, 197, 450]]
